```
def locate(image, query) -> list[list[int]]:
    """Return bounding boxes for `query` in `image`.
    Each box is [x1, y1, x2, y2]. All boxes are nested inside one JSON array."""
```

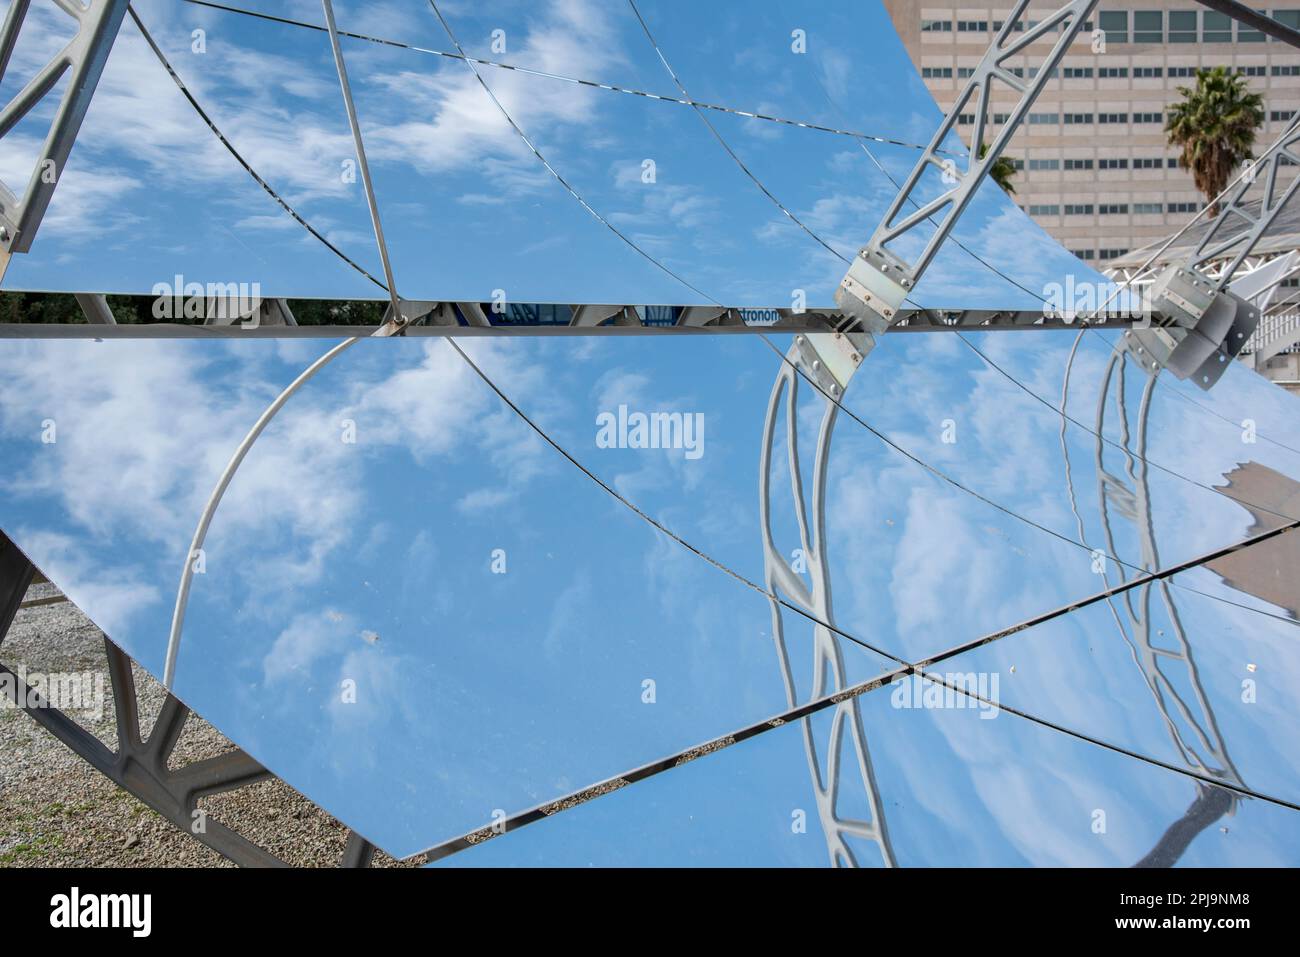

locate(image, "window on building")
[[1169, 10, 1197, 42], [1099, 204, 1130, 214], [957, 20, 989, 32], [1064, 204, 1094, 215], [1099, 248, 1130, 260], [1238, 65, 1267, 76], [958, 67, 975, 78], [1064, 158, 1094, 170], [1133, 67, 1163, 78], [1168, 157, 1179, 168], [1133, 10, 1162, 42], [1064, 67, 1094, 79], [1133, 202, 1163, 214], [1099, 158, 1130, 169], [1099, 10, 1128, 43], [1274, 65, 1300, 75], [993, 112, 1010, 124], [921, 19, 952, 32], [1168, 66, 1197, 77], [1133, 112, 1164, 123], [1029, 158, 1061, 170], [1028, 112, 1060, 124], [1028, 204, 1061, 216], [1099, 67, 1129, 78], [1098, 112, 1130, 124], [1071, 249, 1097, 260], [1239, 11, 1265, 41], [957, 114, 975, 125], [1168, 201, 1199, 213], [1202, 11, 1233, 41], [1134, 157, 1164, 168], [922, 67, 953, 78], [1278, 11, 1300, 31], [1063, 112, 1094, 124], [1272, 109, 1297, 121]]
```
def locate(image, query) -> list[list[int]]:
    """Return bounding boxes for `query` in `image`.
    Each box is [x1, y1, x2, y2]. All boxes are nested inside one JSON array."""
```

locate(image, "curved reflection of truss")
[[1068, 346, 1245, 865], [758, 341, 895, 868]]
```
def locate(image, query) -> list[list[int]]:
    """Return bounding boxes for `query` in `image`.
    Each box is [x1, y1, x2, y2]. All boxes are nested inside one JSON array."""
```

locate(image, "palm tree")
[[978, 140, 1017, 195], [1165, 66, 1264, 218]]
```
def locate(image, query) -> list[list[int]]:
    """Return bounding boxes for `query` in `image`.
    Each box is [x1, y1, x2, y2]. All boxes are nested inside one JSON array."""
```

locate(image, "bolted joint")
[[792, 329, 875, 399], [834, 247, 912, 337], [1121, 264, 1260, 391]]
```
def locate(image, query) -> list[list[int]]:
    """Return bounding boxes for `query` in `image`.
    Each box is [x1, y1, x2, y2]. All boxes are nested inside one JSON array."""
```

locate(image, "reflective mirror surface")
[[0, 0, 1104, 308], [0, 332, 1297, 862]]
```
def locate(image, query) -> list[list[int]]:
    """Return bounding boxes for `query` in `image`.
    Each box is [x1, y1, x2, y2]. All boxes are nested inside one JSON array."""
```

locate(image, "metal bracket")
[[1119, 118, 1300, 389], [791, 330, 872, 400], [0, 0, 129, 278], [836, 0, 1100, 332], [1122, 265, 1259, 390]]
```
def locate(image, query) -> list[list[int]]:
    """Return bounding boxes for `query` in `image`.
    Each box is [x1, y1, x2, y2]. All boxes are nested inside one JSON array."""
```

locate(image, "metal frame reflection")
[[758, 341, 895, 868], [1065, 344, 1246, 865]]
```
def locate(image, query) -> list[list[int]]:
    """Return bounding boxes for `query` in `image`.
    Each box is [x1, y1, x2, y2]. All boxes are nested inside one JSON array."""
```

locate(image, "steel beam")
[[0, 529, 35, 650], [1196, 1, 1300, 49], [0, 0, 130, 276], [0, 292, 1147, 337], [74, 292, 115, 324]]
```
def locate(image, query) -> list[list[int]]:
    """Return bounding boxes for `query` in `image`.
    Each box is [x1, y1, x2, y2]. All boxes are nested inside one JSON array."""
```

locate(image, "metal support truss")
[[1116, 119, 1300, 388], [0, 0, 129, 277], [835, 0, 1099, 337], [0, 528, 381, 867], [1185, 120, 1300, 294], [758, 331, 894, 867]]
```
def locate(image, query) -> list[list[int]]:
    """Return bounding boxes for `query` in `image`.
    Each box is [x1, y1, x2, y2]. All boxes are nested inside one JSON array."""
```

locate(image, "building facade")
[[883, 1, 1300, 264]]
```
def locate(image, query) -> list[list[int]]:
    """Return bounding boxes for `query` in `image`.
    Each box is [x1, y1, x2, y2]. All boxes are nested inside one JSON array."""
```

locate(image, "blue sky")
[[0, 0, 1110, 308], [1, 331, 1298, 862]]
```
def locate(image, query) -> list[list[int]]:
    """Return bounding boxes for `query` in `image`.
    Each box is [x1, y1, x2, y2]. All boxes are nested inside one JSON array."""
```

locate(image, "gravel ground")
[[0, 585, 419, 868]]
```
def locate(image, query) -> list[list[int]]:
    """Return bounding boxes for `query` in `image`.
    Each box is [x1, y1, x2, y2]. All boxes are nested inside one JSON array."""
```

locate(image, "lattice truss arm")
[[1106, 118, 1300, 387], [1187, 120, 1300, 291], [835, 0, 1100, 338], [0, 0, 128, 275]]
